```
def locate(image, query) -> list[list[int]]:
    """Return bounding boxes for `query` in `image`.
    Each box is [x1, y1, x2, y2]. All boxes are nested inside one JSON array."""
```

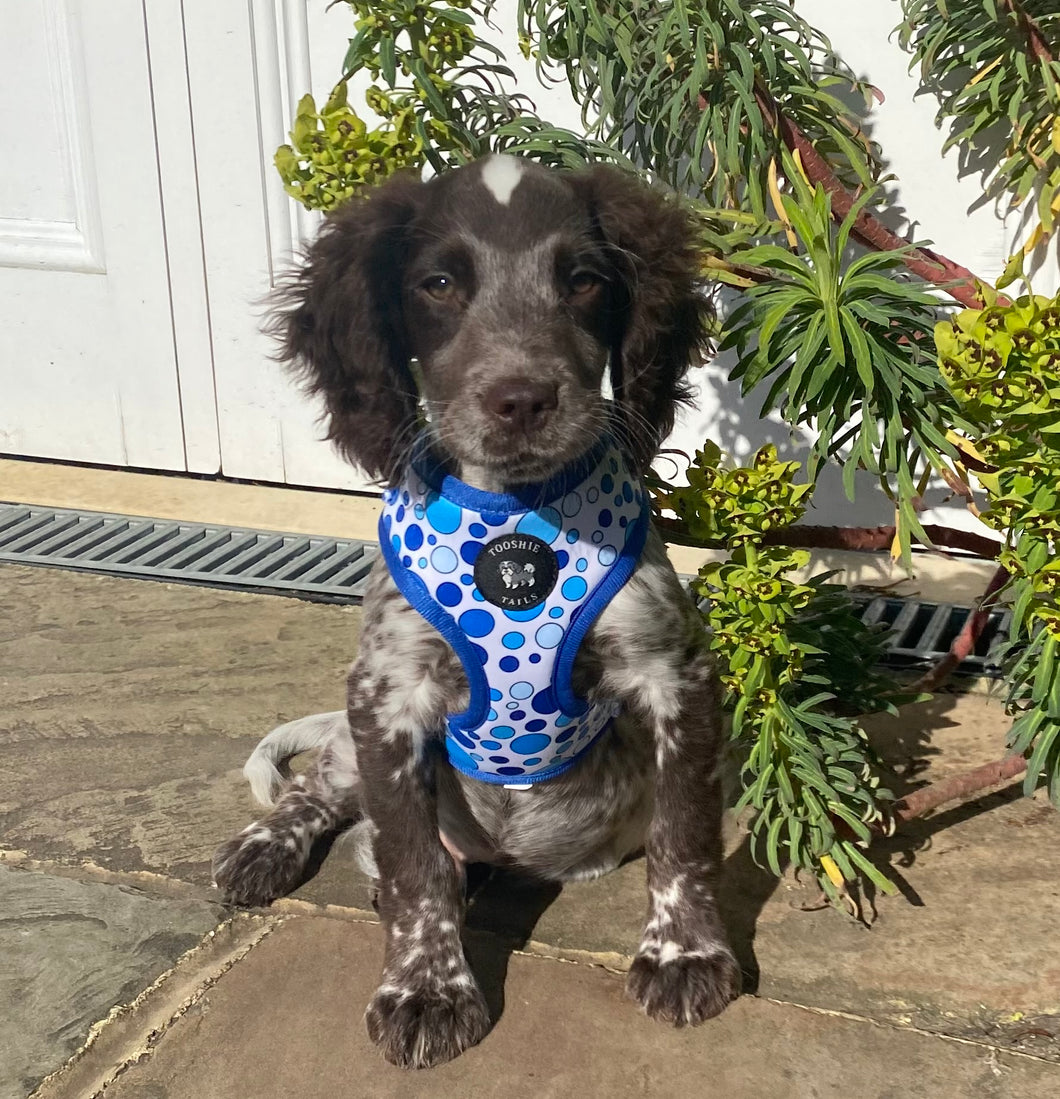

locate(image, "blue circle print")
[[437, 582, 462, 607], [497, 766, 525, 776], [510, 709, 526, 721], [561, 491, 581, 517], [587, 487, 599, 503], [487, 708, 497, 720], [598, 545, 617, 566], [525, 719, 547, 732], [504, 603, 545, 622], [556, 549, 569, 568], [405, 524, 424, 551], [532, 687, 559, 715], [431, 546, 458, 573], [535, 622, 563, 649], [460, 609, 495, 637], [561, 576, 588, 601], [489, 755, 509, 764], [391, 534, 401, 554], [529, 653, 542, 664], [469, 522, 487, 538], [418, 557, 427, 568], [402, 555, 412, 567], [598, 509, 613, 528], [424, 491, 462, 534], [428, 533, 437, 545], [515, 507, 562, 544], [576, 557, 588, 573], [395, 505, 405, 523], [510, 681, 534, 699], [506, 700, 519, 710], [473, 590, 486, 601], [490, 688, 503, 701], [601, 473, 614, 493], [565, 529, 579, 544], [522, 757, 542, 766], [592, 531, 603, 544], [493, 725, 515, 740], [471, 643, 489, 665], [480, 740, 501, 750], [415, 503, 426, 519], [502, 631, 525, 649], [511, 732, 551, 755], [382, 513, 392, 533], [460, 540, 482, 566], [549, 607, 564, 619], [481, 511, 508, 527], [556, 726, 576, 743], [499, 655, 519, 672], [623, 481, 634, 503], [460, 573, 474, 585]]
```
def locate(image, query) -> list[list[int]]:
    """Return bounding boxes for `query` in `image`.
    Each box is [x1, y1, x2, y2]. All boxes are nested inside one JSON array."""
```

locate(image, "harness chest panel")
[[379, 439, 649, 784]]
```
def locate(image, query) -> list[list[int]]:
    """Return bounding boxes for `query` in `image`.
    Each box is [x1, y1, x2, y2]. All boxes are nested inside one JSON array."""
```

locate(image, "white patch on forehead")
[[480, 155, 525, 206]]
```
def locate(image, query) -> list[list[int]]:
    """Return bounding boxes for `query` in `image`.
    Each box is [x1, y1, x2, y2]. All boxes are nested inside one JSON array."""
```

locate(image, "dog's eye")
[[568, 270, 601, 296], [422, 274, 456, 301]]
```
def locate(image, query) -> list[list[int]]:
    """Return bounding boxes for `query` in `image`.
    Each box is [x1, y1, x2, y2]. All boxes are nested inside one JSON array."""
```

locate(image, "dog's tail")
[[242, 710, 347, 807]]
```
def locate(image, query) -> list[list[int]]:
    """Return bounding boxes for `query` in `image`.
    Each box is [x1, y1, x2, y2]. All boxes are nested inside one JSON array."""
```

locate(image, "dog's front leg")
[[595, 539, 742, 1026], [348, 653, 490, 1069], [624, 638, 742, 1025]]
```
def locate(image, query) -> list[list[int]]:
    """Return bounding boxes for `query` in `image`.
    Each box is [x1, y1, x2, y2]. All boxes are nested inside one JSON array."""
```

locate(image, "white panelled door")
[[180, 0, 371, 491], [0, 0, 217, 472]]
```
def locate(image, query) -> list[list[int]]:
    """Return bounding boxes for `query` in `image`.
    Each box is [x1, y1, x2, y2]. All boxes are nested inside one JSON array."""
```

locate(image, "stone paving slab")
[[42, 915, 1060, 1099], [0, 866, 223, 1099], [3, 563, 1059, 1070]]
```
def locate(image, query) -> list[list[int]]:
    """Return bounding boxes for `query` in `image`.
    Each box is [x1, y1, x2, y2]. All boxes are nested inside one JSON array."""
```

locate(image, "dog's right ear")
[[271, 174, 427, 483]]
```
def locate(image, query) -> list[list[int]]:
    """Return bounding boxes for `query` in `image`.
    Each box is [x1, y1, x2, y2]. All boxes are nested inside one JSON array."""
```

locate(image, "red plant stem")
[[751, 81, 1009, 309], [910, 564, 1010, 693], [654, 516, 1001, 560], [891, 754, 1028, 824], [1002, 0, 1055, 65], [762, 523, 1001, 559]]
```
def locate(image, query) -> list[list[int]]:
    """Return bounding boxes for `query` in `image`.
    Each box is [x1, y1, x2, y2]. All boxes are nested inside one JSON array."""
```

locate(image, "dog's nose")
[[482, 378, 559, 433]]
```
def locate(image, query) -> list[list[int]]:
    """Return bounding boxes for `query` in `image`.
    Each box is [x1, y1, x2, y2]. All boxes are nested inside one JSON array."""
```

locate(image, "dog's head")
[[273, 155, 711, 485]]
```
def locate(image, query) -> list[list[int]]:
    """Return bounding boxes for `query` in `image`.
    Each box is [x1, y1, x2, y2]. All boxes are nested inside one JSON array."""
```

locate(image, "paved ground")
[[2, 562, 1059, 1098]]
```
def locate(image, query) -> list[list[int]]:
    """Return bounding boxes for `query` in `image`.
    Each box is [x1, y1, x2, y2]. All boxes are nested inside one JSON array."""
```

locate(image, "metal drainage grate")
[[0, 502, 377, 602], [851, 594, 1011, 678], [0, 502, 1007, 675]]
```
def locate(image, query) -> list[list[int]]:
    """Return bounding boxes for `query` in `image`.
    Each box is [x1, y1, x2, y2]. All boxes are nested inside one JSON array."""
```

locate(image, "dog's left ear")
[[569, 166, 713, 471]]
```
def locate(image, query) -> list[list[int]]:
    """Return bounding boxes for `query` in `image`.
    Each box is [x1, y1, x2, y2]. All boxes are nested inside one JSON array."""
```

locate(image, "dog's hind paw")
[[211, 824, 309, 907], [626, 943, 741, 1028], [365, 973, 490, 1069]]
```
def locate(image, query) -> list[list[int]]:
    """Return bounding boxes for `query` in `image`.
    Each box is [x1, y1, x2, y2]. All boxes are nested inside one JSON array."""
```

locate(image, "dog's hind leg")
[[212, 712, 361, 906]]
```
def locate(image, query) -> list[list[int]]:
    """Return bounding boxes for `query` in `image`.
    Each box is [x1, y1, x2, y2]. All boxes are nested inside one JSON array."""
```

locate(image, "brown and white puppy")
[[212, 155, 740, 1069]]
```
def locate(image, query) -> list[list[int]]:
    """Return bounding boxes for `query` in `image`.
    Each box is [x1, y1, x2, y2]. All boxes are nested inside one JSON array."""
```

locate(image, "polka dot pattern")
[[382, 440, 646, 782]]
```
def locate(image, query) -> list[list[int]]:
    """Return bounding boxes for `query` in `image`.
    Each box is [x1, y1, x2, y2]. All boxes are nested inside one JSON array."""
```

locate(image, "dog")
[[212, 154, 740, 1069], [499, 560, 535, 589]]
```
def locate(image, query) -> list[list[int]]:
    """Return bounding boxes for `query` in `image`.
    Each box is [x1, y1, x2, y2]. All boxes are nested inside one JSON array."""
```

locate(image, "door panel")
[[0, 0, 194, 470]]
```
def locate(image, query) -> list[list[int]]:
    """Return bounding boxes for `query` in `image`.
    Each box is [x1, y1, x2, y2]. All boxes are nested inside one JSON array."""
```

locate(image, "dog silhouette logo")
[[499, 561, 536, 589]]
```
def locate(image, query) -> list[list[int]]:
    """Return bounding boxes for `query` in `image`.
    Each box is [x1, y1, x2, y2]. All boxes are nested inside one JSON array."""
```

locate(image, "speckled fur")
[[212, 156, 739, 1069]]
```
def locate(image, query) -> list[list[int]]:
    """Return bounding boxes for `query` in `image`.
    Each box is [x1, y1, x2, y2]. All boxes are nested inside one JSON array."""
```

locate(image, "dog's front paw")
[[211, 824, 308, 906], [365, 974, 490, 1069], [626, 943, 741, 1028]]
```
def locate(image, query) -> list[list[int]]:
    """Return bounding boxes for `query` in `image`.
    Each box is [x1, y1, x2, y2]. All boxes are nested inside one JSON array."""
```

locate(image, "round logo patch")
[[473, 533, 559, 610]]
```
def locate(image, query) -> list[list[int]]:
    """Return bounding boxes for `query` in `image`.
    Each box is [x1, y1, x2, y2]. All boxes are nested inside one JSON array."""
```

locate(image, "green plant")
[[276, 0, 1060, 909], [655, 442, 904, 910], [898, 1, 1060, 262], [937, 289, 1060, 803]]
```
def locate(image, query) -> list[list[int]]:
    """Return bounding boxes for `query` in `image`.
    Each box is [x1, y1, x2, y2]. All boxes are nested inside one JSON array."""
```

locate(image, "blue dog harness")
[[380, 437, 649, 785]]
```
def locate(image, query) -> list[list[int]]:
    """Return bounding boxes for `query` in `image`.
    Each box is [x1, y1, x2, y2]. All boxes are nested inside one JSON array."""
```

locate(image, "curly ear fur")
[[570, 166, 713, 471], [270, 174, 427, 483]]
